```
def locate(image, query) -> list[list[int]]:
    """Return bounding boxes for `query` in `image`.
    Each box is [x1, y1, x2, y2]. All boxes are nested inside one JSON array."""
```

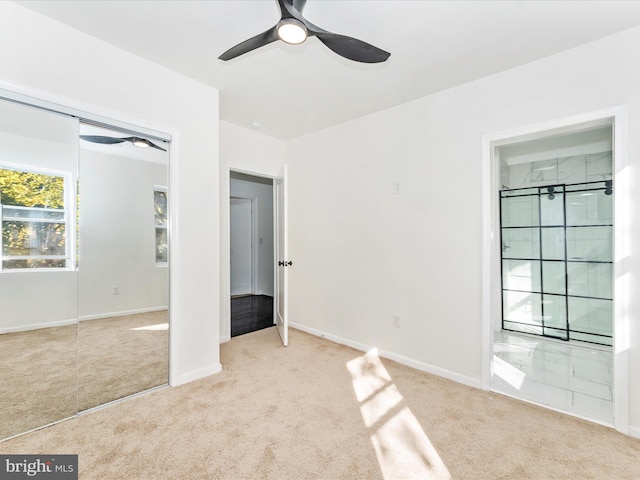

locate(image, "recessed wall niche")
[[492, 119, 615, 425]]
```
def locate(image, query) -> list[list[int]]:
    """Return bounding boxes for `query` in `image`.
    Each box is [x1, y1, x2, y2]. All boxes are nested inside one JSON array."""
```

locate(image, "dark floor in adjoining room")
[[231, 295, 274, 338]]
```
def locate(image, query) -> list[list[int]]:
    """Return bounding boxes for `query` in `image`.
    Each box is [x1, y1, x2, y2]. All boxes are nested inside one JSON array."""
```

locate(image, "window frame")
[[153, 185, 168, 267], [0, 162, 76, 273]]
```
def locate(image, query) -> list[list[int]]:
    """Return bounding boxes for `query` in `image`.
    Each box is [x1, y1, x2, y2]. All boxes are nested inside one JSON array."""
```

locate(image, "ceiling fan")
[[80, 135, 167, 152], [218, 0, 390, 64]]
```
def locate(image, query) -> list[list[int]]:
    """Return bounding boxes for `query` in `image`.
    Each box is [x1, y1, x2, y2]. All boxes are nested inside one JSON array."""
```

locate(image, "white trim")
[[290, 322, 482, 389], [173, 362, 222, 386], [219, 334, 231, 344], [629, 426, 640, 440], [0, 268, 73, 274], [79, 306, 168, 321], [611, 107, 630, 435], [168, 133, 179, 388], [481, 105, 630, 435], [0, 160, 76, 272], [0, 318, 76, 334], [1, 255, 67, 260], [0, 87, 170, 142], [0, 160, 72, 178]]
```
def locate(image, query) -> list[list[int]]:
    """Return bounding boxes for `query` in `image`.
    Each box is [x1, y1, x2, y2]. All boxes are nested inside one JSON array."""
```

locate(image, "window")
[[0, 165, 74, 270], [154, 186, 168, 265]]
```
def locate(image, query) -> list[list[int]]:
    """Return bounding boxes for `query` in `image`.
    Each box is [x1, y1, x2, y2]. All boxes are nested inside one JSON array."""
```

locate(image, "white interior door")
[[230, 197, 252, 296], [275, 165, 288, 346]]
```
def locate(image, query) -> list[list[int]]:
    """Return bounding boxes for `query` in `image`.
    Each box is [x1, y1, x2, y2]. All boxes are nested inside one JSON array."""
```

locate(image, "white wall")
[[78, 149, 168, 318], [285, 26, 640, 434], [219, 121, 285, 341], [230, 172, 274, 297], [0, 2, 220, 385]]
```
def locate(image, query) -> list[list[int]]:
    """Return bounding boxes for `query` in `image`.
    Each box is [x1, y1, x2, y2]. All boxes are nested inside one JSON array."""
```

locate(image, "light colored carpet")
[[0, 324, 77, 440], [78, 310, 169, 411], [1, 326, 639, 479], [0, 311, 168, 439]]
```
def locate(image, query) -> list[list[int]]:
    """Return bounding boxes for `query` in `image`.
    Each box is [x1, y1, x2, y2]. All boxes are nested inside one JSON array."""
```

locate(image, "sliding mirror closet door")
[[77, 123, 169, 411], [0, 99, 79, 439]]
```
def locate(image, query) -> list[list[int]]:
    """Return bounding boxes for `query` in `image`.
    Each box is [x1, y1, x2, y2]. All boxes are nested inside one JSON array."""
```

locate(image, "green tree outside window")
[[0, 168, 68, 269]]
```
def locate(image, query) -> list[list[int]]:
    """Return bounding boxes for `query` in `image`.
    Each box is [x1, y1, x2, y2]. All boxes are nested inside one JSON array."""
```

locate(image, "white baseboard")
[[1, 306, 169, 334], [629, 426, 640, 439], [290, 322, 482, 390], [172, 362, 222, 387], [79, 306, 168, 321], [492, 386, 615, 429], [0, 318, 76, 335], [219, 334, 230, 343]]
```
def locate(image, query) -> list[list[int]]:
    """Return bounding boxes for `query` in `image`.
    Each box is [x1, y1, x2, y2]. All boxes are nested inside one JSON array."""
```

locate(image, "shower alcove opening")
[[489, 119, 621, 427]]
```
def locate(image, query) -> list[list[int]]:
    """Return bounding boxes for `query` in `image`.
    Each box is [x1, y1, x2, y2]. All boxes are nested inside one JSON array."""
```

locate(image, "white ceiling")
[[19, 0, 640, 140]]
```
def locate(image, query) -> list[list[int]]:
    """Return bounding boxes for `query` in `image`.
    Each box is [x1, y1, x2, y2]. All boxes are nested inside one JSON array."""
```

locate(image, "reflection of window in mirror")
[[153, 186, 168, 266], [0, 164, 74, 271]]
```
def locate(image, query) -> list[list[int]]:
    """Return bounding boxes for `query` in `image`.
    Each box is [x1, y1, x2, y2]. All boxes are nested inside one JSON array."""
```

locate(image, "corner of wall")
[[290, 322, 482, 390], [172, 362, 222, 387]]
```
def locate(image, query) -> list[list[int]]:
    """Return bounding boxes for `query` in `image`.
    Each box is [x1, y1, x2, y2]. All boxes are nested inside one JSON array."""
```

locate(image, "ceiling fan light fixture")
[[276, 18, 307, 45], [132, 138, 151, 148]]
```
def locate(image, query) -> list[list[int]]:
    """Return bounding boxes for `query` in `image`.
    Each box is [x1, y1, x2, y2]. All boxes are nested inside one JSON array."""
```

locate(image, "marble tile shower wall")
[[502, 152, 612, 189]]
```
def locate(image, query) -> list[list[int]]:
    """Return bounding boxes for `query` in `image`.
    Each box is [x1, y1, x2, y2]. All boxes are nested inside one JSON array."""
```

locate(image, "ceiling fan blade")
[[80, 135, 166, 152], [314, 31, 390, 64], [218, 26, 279, 61], [80, 135, 127, 145], [291, 0, 307, 13]]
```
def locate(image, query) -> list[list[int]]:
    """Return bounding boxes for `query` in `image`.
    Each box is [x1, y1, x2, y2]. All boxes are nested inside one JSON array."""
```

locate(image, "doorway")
[[229, 172, 274, 337], [483, 108, 630, 432], [230, 197, 254, 297]]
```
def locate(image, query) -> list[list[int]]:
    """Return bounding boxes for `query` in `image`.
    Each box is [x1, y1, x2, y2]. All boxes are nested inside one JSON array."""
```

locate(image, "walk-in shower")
[[491, 120, 619, 426]]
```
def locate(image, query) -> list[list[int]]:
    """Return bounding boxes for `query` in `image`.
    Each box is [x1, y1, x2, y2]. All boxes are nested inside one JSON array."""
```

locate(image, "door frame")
[[230, 195, 259, 296], [274, 164, 288, 346], [481, 105, 630, 434], [222, 165, 280, 343]]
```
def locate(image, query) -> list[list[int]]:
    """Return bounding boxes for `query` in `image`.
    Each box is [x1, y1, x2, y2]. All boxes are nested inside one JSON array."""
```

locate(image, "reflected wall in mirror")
[[77, 123, 169, 411], [0, 99, 79, 439]]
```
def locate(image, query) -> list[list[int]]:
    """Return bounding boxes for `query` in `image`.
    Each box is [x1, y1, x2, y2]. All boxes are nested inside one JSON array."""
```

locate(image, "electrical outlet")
[[112, 285, 119, 295], [392, 315, 400, 328]]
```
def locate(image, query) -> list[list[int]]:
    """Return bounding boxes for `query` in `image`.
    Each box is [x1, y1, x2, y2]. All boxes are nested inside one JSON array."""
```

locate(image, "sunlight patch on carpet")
[[347, 348, 451, 480], [130, 323, 169, 331]]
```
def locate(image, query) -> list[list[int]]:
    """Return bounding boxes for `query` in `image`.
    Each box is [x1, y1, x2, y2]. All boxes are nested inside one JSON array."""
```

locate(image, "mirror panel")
[[77, 123, 169, 411], [0, 99, 79, 439]]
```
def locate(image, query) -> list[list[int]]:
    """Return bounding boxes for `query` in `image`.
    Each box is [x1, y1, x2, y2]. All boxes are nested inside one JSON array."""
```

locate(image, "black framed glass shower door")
[[500, 181, 613, 346]]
